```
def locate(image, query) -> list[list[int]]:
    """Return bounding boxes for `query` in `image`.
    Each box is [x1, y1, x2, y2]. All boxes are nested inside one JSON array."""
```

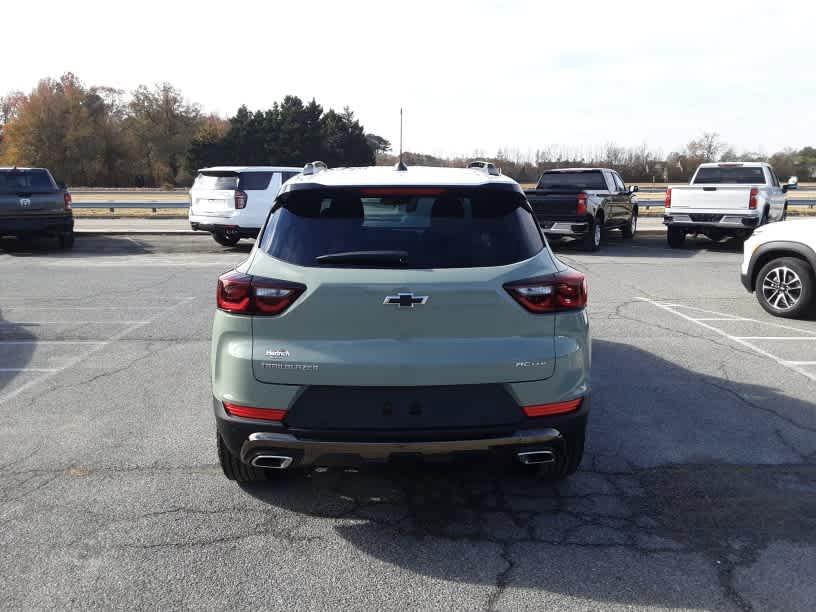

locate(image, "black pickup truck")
[[0, 168, 74, 248], [524, 168, 638, 251]]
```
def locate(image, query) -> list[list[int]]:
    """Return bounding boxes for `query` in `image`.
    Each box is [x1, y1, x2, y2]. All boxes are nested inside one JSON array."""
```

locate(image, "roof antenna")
[[394, 107, 407, 171]]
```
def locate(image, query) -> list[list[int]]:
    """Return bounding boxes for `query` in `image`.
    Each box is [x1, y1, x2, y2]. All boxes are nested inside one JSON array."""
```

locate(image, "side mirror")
[[630, 185, 639, 193], [786, 176, 798, 190], [56, 182, 67, 189]]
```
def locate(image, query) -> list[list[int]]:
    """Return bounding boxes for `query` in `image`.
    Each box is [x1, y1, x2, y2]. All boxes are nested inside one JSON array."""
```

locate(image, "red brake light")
[[749, 187, 759, 210], [223, 402, 287, 422], [359, 188, 445, 197], [664, 188, 672, 208], [216, 271, 305, 315], [64, 192, 72, 211], [504, 269, 588, 313], [523, 398, 583, 417], [235, 190, 248, 209], [576, 192, 588, 216]]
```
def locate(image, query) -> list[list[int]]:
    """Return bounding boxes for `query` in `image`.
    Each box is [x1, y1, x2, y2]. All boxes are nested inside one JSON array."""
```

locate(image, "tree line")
[[1, 74, 814, 187], [0, 73, 386, 187], [380, 135, 816, 185]]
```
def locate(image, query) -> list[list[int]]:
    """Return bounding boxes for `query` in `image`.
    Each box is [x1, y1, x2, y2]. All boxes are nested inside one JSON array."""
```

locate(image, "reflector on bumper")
[[523, 398, 582, 417]]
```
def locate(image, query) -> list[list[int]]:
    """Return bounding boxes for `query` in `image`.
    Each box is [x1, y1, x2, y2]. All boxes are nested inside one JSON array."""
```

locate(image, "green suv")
[[212, 163, 591, 482]]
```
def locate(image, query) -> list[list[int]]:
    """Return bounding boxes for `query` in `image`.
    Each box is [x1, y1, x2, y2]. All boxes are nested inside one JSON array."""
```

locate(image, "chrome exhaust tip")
[[250, 455, 293, 470], [517, 450, 556, 465]]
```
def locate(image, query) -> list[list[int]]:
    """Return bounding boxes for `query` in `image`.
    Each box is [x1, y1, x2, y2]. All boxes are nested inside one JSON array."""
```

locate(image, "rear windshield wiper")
[[315, 250, 409, 266]]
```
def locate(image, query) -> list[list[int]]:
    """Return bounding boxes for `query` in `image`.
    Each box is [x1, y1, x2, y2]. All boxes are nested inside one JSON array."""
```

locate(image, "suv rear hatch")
[[190, 171, 241, 217], [190, 170, 277, 218], [0, 169, 63, 217], [245, 186, 563, 387]]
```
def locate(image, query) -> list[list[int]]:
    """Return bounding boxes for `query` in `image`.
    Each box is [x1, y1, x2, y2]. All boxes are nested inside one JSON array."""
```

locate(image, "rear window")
[[693, 167, 766, 184], [0, 169, 55, 193], [537, 171, 607, 190], [193, 171, 274, 191], [259, 188, 545, 269]]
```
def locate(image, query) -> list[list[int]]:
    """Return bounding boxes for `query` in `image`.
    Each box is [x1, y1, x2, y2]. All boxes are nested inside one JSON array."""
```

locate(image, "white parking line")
[[0, 298, 195, 405], [735, 337, 816, 341], [0, 341, 106, 345], [3, 306, 167, 311], [657, 302, 816, 336], [635, 297, 816, 383], [0, 321, 151, 326]]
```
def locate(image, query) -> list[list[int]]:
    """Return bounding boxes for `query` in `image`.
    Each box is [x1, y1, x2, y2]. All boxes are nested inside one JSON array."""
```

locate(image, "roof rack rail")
[[468, 160, 501, 176], [303, 161, 328, 176]]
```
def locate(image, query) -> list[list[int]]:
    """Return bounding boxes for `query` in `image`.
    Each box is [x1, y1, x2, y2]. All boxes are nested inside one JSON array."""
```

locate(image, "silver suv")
[[212, 163, 591, 482]]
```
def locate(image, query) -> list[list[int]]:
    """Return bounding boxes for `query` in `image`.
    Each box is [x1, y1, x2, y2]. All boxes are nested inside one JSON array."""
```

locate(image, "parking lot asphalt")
[[1, 232, 814, 610]]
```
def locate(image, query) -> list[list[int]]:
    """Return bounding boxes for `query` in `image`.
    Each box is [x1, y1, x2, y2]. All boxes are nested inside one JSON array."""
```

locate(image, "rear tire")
[[755, 257, 814, 319], [515, 427, 586, 481], [667, 226, 686, 248], [622, 210, 637, 239], [58, 231, 75, 250], [582, 219, 601, 252], [217, 435, 269, 483], [213, 232, 240, 247]]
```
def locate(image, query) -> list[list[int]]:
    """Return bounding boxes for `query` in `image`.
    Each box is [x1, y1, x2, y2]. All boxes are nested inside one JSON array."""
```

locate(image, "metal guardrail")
[[72, 201, 189, 212], [73, 199, 816, 213]]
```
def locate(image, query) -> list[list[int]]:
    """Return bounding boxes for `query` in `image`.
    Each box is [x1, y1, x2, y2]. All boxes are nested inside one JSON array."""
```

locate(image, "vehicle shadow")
[[0, 235, 150, 257], [0, 307, 36, 394], [239, 339, 816, 608], [0, 235, 254, 258], [549, 231, 745, 258]]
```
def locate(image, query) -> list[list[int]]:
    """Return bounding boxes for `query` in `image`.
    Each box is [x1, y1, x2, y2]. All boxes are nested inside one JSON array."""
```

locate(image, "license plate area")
[[285, 385, 523, 430]]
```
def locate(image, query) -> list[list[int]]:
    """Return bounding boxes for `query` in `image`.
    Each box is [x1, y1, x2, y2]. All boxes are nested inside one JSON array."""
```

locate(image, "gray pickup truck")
[[524, 168, 639, 251], [0, 167, 74, 248]]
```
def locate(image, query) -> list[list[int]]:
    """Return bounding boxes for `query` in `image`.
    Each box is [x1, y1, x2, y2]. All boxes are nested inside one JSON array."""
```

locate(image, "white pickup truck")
[[663, 162, 798, 248]]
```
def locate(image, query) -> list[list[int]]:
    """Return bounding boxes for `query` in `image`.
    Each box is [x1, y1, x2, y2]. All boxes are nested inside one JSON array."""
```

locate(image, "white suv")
[[741, 218, 816, 318], [189, 166, 301, 246]]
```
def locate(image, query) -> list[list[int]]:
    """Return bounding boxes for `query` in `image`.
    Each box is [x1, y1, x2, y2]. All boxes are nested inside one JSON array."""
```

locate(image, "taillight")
[[749, 187, 759, 210], [223, 402, 287, 422], [664, 188, 672, 208], [504, 269, 588, 313], [235, 190, 248, 209], [523, 398, 583, 417], [576, 192, 588, 216], [216, 271, 305, 315], [64, 192, 72, 211]]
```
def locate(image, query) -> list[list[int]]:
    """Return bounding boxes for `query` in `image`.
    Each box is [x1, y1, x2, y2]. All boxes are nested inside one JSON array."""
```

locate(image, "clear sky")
[[3, 0, 814, 158]]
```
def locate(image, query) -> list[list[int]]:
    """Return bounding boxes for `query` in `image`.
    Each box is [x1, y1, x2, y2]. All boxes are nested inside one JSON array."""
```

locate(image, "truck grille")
[[689, 214, 723, 223]]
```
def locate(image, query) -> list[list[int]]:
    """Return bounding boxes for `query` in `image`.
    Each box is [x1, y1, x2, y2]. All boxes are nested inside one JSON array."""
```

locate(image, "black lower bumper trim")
[[242, 427, 564, 466], [0, 215, 73, 236], [190, 222, 259, 238], [214, 395, 589, 468]]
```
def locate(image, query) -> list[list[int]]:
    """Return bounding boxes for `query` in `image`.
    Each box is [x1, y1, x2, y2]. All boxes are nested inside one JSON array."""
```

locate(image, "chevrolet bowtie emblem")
[[383, 293, 429, 309]]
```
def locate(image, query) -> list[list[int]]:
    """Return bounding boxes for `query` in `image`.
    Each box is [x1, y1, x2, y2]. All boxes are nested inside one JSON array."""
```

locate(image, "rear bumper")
[[190, 222, 260, 239], [740, 271, 752, 292], [215, 395, 589, 468], [0, 214, 73, 236], [663, 213, 759, 229], [540, 221, 589, 237]]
